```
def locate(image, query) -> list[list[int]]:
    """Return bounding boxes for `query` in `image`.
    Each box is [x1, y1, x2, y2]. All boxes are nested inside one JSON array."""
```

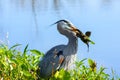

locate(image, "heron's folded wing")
[[39, 46, 65, 78]]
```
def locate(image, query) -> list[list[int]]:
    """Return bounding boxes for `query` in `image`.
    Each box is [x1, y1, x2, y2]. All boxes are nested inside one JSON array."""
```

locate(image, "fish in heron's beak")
[[70, 27, 95, 51]]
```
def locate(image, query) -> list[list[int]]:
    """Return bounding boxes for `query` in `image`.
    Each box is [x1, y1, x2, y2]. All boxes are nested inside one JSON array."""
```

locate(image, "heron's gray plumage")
[[39, 45, 66, 78], [38, 20, 78, 78]]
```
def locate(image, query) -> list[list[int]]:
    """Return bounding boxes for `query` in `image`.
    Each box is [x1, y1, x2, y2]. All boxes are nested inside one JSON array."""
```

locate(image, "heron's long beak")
[[69, 26, 82, 35], [68, 26, 78, 32]]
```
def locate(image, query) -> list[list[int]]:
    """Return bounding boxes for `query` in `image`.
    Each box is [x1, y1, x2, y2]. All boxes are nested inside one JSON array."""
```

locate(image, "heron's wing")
[[39, 45, 65, 78]]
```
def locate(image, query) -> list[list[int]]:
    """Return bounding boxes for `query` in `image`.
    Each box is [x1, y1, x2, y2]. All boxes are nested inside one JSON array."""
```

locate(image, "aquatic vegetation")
[[0, 44, 119, 80]]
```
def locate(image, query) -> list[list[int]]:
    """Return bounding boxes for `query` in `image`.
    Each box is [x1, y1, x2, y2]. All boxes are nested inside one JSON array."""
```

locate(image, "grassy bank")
[[0, 44, 119, 80]]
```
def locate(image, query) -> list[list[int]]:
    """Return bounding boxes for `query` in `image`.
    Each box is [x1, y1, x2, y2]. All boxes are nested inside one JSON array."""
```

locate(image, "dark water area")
[[0, 0, 120, 76]]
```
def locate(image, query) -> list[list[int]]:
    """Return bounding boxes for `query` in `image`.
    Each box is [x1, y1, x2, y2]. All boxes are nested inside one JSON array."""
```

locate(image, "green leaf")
[[9, 44, 21, 50], [80, 58, 87, 63], [99, 67, 106, 74], [75, 58, 87, 68], [23, 44, 29, 57], [0, 44, 8, 50], [30, 49, 42, 56], [88, 59, 94, 65], [24, 44, 29, 54], [23, 70, 31, 77]]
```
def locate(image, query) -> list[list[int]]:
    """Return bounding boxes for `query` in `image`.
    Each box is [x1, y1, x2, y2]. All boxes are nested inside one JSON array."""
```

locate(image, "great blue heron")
[[38, 20, 94, 79]]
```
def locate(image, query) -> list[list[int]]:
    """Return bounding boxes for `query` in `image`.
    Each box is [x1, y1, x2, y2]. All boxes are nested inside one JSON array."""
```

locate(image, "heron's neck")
[[66, 36, 78, 55]]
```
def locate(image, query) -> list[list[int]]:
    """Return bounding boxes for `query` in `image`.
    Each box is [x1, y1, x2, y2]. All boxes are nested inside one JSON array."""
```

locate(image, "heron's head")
[[52, 20, 79, 38]]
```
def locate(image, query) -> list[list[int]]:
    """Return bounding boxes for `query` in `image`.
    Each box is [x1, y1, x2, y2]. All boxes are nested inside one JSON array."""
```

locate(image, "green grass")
[[0, 44, 119, 80]]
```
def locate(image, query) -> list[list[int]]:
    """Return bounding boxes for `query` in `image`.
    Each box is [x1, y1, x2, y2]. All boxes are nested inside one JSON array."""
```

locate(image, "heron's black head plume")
[[51, 20, 72, 27]]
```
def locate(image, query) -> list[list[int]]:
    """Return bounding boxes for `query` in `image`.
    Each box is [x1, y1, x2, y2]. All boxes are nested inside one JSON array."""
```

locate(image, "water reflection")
[[52, 0, 61, 14], [32, 0, 38, 35], [6, 0, 115, 16], [20, 0, 25, 8], [101, 0, 112, 8], [102, 0, 111, 3], [0, 0, 115, 9]]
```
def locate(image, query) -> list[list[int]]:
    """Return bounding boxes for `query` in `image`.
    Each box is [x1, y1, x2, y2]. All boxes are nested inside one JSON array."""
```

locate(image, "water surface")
[[0, 0, 120, 76]]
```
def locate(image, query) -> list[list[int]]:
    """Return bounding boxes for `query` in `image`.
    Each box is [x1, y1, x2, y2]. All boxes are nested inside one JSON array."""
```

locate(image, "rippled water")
[[0, 0, 120, 75]]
